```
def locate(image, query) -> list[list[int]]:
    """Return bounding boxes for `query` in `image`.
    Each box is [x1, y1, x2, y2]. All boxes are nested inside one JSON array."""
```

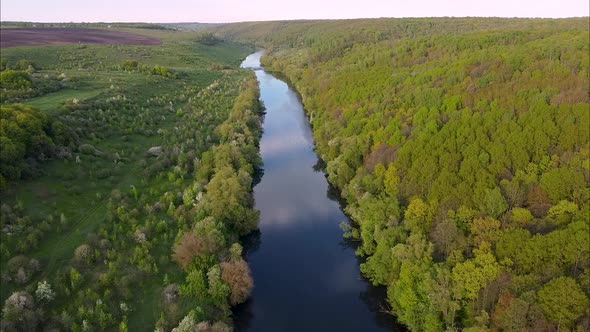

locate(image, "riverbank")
[[233, 51, 401, 332]]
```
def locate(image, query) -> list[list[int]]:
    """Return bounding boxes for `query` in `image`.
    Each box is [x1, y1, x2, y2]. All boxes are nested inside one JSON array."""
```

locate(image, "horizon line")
[[2, 15, 589, 25]]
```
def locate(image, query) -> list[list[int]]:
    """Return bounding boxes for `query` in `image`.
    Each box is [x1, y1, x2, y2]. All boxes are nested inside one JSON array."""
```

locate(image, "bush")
[[15, 60, 37, 71], [121, 60, 139, 71], [0, 70, 32, 91], [195, 32, 221, 46], [78, 144, 98, 155], [151, 65, 175, 78]]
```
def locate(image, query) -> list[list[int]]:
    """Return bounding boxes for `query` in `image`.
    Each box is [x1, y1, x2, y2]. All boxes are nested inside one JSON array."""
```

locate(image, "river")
[[234, 51, 402, 331]]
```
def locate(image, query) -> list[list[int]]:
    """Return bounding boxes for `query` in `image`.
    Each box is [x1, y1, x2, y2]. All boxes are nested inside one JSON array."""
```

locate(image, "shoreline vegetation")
[[211, 17, 590, 331], [0, 16, 588, 331], [1, 26, 263, 331]]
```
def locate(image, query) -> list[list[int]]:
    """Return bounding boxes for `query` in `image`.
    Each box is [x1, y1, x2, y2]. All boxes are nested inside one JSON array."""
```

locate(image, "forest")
[[0, 28, 262, 331], [211, 17, 590, 331], [1, 17, 589, 332]]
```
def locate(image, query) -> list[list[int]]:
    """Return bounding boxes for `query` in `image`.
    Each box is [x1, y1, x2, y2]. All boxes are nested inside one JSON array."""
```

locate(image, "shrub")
[[195, 32, 221, 46], [78, 144, 97, 155], [14, 60, 37, 71], [0, 70, 32, 91], [121, 60, 139, 71], [151, 65, 175, 78]]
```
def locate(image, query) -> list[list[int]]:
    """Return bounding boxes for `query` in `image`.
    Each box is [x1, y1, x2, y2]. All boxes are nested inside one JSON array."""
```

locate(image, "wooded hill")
[[210, 18, 590, 331]]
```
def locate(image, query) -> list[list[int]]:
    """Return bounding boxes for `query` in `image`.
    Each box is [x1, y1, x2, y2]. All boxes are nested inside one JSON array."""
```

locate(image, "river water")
[[234, 51, 401, 332]]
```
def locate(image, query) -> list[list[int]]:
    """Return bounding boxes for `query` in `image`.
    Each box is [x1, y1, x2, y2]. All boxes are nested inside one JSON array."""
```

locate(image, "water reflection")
[[234, 51, 403, 332], [240, 230, 261, 256]]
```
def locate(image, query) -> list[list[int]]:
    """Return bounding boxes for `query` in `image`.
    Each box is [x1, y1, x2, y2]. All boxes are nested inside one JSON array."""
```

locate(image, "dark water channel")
[[233, 51, 402, 332]]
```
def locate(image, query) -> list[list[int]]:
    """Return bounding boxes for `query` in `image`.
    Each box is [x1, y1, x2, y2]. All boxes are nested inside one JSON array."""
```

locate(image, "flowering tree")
[[35, 280, 55, 302]]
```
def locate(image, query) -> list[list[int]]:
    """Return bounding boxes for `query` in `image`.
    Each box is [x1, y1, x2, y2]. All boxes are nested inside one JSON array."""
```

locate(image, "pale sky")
[[1, 0, 588, 23]]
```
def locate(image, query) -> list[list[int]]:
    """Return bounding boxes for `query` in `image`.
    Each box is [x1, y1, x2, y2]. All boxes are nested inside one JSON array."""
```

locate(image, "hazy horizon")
[[1, 0, 588, 23]]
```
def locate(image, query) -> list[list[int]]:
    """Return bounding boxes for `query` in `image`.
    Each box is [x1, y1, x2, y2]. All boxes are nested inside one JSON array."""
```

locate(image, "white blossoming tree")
[[35, 280, 55, 302]]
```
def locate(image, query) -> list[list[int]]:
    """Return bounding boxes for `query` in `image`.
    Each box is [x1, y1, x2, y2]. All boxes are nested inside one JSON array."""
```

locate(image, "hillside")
[[210, 18, 590, 331], [0, 28, 261, 331]]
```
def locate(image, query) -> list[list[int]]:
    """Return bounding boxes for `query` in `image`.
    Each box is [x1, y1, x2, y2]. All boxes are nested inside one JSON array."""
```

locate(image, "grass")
[[25, 88, 105, 110], [1, 28, 254, 330]]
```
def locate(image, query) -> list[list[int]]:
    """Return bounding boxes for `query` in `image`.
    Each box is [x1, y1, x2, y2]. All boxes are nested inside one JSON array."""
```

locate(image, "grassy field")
[[1, 28, 255, 330]]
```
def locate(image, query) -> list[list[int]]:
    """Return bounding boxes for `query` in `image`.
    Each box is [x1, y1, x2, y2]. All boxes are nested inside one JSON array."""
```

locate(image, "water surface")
[[234, 51, 401, 332]]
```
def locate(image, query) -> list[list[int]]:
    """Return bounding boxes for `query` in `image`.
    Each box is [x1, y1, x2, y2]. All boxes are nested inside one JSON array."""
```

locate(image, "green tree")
[[389, 234, 439, 331], [0, 104, 56, 183], [179, 268, 207, 298], [537, 277, 589, 328], [0, 70, 32, 90], [540, 168, 585, 203], [481, 187, 508, 218], [207, 265, 230, 311], [404, 197, 433, 234], [199, 166, 259, 235], [383, 164, 400, 197], [470, 217, 501, 246], [546, 200, 578, 225], [452, 243, 501, 300], [509, 208, 534, 227]]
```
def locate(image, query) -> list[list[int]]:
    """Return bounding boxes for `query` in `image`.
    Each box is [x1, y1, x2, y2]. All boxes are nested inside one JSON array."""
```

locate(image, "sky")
[[1, 0, 588, 23]]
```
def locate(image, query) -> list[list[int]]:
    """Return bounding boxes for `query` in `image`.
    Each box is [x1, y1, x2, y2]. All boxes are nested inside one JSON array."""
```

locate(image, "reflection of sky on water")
[[254, 161, 337, 226], [234, 52, 402, 332], [250, 53, 330, 227], [240, 51, 264, 69]]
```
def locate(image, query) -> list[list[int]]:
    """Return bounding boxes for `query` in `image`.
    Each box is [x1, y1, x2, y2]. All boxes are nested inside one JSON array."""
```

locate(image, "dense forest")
[[211, 18, 590, 331], [0, 29, 262, 331]]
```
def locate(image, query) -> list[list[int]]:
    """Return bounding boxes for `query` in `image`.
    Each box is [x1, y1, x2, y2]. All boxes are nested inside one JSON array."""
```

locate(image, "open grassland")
[[1, 28, 260, 331]]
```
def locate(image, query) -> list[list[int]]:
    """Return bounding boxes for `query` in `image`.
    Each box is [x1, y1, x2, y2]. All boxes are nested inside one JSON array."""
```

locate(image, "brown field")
[[0, 28, 162, 48]]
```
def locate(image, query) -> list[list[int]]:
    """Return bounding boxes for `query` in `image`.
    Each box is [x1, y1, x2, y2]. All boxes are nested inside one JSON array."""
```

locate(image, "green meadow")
[[1, 28, 258, 331]]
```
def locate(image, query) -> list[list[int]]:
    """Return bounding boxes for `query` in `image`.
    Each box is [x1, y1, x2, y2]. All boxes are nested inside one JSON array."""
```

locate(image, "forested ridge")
[[1, 30, 262, 331], [211, 18, 590, 331]]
